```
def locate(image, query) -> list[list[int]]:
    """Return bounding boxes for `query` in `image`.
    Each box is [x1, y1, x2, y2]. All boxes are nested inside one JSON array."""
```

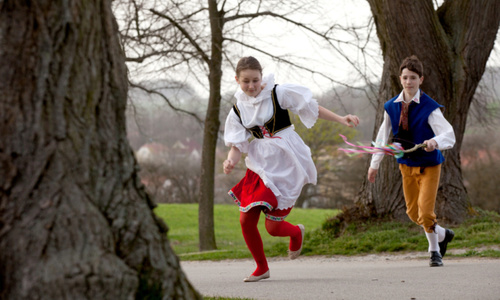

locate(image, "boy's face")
[[235, 69, 262, 98], [400, 68, 424, 97]]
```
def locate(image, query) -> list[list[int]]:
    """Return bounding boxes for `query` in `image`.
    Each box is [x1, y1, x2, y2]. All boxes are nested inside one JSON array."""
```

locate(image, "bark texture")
[[356, 0, 500, 223], [0, 1, 201, 299]]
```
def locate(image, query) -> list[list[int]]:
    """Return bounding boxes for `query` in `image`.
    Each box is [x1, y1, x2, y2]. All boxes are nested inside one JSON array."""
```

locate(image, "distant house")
[[134, 139, 201, 203], [135, 138, 202, 165], [171, 138, 201, 161], [135, 142, 169, 164]]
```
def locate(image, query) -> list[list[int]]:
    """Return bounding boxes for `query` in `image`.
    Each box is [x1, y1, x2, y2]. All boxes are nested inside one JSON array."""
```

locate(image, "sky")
[[236, 0, 500, 96], [119, 0, 379, 99], [120, 0, 500, 103], [223, 0, 378, 96]]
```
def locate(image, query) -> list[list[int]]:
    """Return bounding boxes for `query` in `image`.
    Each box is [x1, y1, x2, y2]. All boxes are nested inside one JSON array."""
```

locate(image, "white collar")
[[395, 89, 421, 104], [234, 73, 275, 105]]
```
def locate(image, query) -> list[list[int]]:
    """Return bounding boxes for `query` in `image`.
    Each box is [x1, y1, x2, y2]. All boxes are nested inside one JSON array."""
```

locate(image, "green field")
[[155, 204, 500, 260], [155, 203, 337, 260]]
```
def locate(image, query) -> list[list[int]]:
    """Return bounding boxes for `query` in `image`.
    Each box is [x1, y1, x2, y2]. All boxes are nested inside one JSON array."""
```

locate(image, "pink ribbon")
[[338, 134, 405, 158]]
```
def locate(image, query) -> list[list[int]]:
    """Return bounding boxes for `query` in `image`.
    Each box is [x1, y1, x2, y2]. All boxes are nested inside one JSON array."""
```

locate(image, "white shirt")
[[370, 90, 456, 169], [224, 73, 319, 209]]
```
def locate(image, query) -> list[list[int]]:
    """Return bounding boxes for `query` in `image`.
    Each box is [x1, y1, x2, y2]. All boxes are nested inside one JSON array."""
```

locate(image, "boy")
[[367, 55, 456, 267]]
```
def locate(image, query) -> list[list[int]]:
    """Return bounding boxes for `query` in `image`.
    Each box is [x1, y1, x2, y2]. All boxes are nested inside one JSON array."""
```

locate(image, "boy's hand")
[[223, 159, 235, 174], [343, 114, 360, 128], [423, 139, 438, 152], [368, 167, 378, 183]]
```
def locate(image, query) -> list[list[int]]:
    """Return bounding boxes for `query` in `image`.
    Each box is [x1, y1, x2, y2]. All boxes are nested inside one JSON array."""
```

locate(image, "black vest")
[[233, 85, 292, 139]]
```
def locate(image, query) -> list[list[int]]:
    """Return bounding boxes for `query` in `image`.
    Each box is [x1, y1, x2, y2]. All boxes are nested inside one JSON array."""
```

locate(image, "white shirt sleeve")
[[370, 111, 392, 170], [276, 84, 319, 128], [223, 109, 251, 153], [428, 108, 455, 150]]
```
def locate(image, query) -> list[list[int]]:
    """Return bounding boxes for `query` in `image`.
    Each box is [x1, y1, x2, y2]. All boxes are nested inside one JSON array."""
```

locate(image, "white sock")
[[425, 231, 440, 252], [434, 225, 446, 242]]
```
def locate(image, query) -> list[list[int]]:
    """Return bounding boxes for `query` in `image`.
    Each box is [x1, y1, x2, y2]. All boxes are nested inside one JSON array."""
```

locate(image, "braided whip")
[[338, 134, 426, 159]]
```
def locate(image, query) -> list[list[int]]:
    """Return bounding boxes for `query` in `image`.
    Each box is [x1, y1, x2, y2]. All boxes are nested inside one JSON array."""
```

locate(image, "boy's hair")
[[399, 55, 423, 77], [236, 56, 262, 77]]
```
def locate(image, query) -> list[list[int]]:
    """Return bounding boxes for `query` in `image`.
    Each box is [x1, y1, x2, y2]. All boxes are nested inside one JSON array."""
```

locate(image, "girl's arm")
[[318, 105, 360, 127], [223, 146, 242, 175]]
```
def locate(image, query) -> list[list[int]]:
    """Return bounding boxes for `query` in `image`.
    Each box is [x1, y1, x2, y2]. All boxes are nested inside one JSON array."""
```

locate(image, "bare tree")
[[353, 0, 500, 224], [115, 0, 377, 251], [0, 1, 201, 299], [138, 152, 201, 204]]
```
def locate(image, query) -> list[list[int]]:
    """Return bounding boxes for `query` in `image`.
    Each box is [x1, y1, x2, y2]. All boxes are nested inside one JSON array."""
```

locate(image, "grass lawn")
[[154, 203, 338, 260], [155, 204, 500, 260]]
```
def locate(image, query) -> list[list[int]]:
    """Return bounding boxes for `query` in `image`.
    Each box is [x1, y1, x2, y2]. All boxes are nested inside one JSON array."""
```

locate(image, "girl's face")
[[235, 69, 262, 98], [400, 68, 424, 98]]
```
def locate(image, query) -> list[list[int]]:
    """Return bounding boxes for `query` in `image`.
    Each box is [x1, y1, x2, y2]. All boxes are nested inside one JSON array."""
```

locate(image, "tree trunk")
[[356, 0, 500, 224], [0, 1, 201, 299], [198, 0, 224, 251]]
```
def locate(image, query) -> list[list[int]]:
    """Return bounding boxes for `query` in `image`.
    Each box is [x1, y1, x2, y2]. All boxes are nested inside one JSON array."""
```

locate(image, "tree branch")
[[438, 0, 500, 80], [150, 9, 211, 65], [224, 37, 365, 90], [129, 81, 204, 124]]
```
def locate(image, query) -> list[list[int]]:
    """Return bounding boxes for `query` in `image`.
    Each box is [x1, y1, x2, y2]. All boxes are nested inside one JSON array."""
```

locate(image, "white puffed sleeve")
[[223, 109, 251, 153], [276, 84, 319, 128]]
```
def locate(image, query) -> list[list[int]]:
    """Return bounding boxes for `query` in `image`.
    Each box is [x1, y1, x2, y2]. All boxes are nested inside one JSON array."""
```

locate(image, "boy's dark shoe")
[[439, 229, 455, 257], [429, 251, 443, 267]]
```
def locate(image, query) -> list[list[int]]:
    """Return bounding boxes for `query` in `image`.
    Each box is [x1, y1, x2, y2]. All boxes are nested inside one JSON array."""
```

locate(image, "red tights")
[[239, 207, 302, 276]]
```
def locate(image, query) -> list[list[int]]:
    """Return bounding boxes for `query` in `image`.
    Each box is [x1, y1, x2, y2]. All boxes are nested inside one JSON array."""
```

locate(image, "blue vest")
[[384, 92, 445, 167]]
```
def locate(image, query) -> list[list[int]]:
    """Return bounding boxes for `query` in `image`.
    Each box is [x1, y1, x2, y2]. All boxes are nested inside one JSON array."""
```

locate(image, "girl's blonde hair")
[[236, 56, 262, 77]]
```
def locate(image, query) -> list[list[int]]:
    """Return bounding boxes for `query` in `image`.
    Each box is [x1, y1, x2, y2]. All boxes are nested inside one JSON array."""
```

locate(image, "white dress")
[[224, 74, 319, 210]]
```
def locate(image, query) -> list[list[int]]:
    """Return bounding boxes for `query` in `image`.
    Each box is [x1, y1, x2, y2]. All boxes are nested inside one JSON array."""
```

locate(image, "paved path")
[[181, 254, 500, 300]]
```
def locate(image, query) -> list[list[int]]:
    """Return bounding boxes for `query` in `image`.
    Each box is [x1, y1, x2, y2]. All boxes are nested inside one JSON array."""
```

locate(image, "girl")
[[223, 56, 359, 282]]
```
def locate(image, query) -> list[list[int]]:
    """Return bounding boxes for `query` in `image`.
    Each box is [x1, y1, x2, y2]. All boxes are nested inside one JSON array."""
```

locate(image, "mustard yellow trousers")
[[399, 164, 441, 233]]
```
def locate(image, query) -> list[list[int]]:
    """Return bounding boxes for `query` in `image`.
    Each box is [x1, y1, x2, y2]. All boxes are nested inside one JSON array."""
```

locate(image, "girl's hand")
[[343, 114, 360, 128], [223, 159, 235, 174]]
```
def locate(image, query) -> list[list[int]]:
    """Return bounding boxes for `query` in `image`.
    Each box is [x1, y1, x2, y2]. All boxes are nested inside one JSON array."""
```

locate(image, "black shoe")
[[439, 229, 455, 257], [429, 251, 443, 267]]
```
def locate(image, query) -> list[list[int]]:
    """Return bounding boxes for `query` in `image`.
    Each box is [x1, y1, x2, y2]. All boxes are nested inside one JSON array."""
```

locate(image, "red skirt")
[[229, 170, 293, 221], [229, 169, 278, 213]]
